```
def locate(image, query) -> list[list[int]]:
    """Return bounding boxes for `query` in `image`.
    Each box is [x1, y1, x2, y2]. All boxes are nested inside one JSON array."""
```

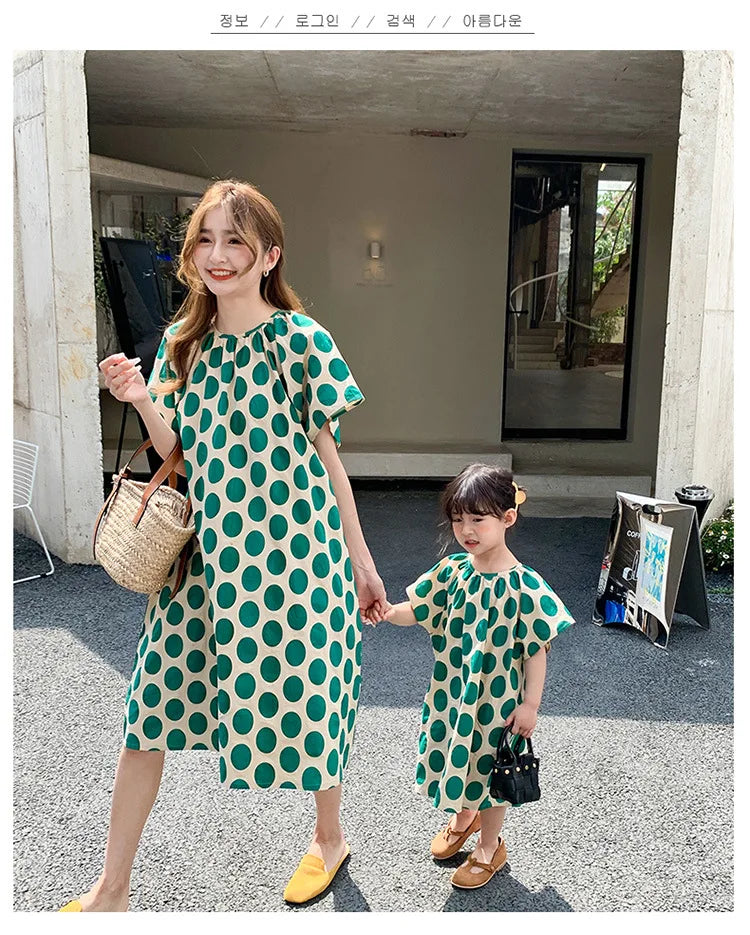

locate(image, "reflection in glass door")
[[503, 155, 642, 438]]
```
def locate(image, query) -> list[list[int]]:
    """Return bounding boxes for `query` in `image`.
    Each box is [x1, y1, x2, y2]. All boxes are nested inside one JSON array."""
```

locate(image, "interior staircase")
[[514, 320, 564, 370]]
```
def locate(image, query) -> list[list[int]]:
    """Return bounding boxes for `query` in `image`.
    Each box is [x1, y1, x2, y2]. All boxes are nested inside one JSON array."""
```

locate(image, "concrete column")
[[655, 52, 733, 522], [14, 51, 102, 563]]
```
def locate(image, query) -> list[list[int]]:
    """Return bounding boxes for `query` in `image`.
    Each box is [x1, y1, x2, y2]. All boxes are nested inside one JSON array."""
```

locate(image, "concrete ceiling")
[[84, 51, 684, 143]]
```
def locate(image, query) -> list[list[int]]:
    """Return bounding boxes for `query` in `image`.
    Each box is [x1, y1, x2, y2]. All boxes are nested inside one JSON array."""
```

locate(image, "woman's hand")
[[352, 566, 389, 626], [504, 701, 538, 738], [100, 353, 148, 405]]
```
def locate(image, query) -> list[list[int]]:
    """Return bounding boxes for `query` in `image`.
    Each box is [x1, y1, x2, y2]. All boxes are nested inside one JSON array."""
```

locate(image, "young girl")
[[62, 179, 387, 910], [384, 463, 574, 890]]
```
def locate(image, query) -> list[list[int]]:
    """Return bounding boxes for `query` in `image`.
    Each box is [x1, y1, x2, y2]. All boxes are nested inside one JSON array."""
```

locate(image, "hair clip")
[[512, 481, 527, 506]]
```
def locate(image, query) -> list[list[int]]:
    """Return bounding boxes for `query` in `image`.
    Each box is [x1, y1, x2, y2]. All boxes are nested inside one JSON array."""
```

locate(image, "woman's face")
[[192, 204, 267, 298]]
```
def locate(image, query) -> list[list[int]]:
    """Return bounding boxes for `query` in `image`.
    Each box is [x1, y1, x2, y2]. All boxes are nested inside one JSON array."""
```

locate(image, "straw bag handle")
[[127, 440, 192, 527]]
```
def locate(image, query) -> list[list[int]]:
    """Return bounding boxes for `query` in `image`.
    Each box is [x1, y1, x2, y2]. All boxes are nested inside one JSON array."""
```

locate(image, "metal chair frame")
[[13, 440, 55, 583]]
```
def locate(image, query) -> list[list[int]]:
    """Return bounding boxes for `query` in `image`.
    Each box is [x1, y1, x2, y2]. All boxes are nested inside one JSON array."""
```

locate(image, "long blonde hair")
[[159, 179, 304, 393]]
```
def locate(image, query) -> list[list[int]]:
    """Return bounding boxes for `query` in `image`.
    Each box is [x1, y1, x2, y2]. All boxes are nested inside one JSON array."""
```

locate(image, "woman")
[[62, 179, 386, 910]]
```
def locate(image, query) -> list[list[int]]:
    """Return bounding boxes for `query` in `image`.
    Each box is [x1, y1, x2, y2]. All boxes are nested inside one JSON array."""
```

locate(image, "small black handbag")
[[490, 726, 541, 804]]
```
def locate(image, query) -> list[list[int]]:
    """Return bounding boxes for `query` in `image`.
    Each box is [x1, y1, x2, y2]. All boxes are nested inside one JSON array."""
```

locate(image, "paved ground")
[[13, 488, 734, 912]]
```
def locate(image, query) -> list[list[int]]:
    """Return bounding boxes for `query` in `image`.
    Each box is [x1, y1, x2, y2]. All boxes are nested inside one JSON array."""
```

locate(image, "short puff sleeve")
[[278, 313, 364, 447], [147, 324, 182, 433], [516, 569, 575, 658], [405, 556, 458, 631]]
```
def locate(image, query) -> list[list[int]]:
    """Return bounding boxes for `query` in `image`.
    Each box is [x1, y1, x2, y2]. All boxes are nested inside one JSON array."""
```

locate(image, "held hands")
[[99, 353, 148, 405], [504, 701, 538, 739], [352, 565, 391, 626]]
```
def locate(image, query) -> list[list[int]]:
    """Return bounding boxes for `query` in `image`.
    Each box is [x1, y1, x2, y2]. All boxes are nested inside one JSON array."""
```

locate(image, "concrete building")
[[13, 50, 733, 564]]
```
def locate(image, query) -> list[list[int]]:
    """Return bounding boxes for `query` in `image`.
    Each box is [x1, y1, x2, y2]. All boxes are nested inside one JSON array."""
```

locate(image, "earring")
[[263, 269, 270, 277]]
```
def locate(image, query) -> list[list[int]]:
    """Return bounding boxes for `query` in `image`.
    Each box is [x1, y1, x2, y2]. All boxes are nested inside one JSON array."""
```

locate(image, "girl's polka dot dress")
[[123, 310, 365, 791], [406, 555, 574, 812]]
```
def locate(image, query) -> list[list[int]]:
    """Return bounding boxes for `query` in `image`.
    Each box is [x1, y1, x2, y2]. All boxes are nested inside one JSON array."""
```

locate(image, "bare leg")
[[307, 783, 348, 871], [448, 807, 478, 832], [76, 748, 165, 911], [464, 805, 507, 874]]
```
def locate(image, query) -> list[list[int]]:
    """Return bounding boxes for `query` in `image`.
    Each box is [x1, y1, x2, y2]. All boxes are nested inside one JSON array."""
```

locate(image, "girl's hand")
[[99, 353, 148, 404], [504, 702, 538, 738], [353, 567, 388, 626]]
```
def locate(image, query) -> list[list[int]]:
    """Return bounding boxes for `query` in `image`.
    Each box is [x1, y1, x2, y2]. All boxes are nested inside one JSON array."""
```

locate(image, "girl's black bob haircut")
[[439, 463, 524, 524]]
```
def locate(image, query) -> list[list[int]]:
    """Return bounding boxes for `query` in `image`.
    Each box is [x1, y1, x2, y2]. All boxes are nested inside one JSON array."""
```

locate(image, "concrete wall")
[[656, 52, 733, 520], [87, 125, 679, 478], [14, 51, 102, 563]]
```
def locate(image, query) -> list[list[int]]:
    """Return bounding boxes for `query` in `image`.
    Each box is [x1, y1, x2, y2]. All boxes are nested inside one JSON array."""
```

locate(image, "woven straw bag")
[[93, 440, 195, 596]]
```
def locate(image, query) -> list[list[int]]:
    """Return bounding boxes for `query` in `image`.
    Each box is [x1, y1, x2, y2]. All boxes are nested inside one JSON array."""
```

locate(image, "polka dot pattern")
[[405, 554, 574, 813], [124, 311, 365, 791]]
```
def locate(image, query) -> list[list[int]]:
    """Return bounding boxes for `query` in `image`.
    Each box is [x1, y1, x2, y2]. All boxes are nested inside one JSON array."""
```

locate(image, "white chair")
[[13, 440, 55, 583]]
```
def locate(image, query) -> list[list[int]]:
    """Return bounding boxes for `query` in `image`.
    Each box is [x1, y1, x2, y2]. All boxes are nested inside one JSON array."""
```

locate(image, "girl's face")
[[192, 204, 274, 299], [451, 509, 517, 558]]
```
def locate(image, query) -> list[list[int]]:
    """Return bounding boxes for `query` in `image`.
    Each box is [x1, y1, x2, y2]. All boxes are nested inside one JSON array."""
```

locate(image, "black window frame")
[[502, 151, 646, 440]]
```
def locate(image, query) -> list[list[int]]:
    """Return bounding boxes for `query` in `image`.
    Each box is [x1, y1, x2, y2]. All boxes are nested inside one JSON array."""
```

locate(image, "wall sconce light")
[[368, 241, 381, 260]]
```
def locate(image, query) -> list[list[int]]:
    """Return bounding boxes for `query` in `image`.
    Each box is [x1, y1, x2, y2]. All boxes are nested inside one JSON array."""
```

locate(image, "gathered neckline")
[[459, 554, 524, 578], [212, 308, 287, 339]]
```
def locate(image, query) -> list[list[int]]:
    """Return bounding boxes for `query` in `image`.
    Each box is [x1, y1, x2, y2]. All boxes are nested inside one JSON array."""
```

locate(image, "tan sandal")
[[450, 838, 508, 889], [430, 812, 481, 859]]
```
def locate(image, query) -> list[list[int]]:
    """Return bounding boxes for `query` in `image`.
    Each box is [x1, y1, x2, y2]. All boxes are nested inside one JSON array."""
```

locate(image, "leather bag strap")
[[131, 441, 188, 527]]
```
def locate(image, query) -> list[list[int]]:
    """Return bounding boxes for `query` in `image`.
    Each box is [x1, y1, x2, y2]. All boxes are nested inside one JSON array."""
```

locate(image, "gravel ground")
[[13, 489, 734, 912]]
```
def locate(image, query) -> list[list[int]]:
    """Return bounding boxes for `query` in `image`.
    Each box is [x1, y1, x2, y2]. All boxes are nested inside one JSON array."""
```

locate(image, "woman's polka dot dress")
[[123, 310, 365, 791], [406, 554, 574, 812]]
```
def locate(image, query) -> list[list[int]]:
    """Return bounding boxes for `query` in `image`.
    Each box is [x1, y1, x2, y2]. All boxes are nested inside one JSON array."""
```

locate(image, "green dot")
[[289, 569, 308, 594], [228, 445, 247, 469], [466, 781, 485, 801], [252, 361, 270, 385], [144, 651, 162, 675], [304, 731, 325, 757], [250, 462, 267, 487], [225, 477, 246, 503], [235, 673, 256, 699], [217, 582, 237, 609], [239, 600, 259, 627], [429, 749, 445, 773], [249, 393, 269, 418], [287, 604, 307, 629], [520, 593, 535, 615], [237, 637, 257, 663], [504, 597, 518, 618], [215, 618, 234, 645], [329, 358, 349, 381], [280, 746, 301, 773], [230, 744, 251, 771], [533, 618, 552, 641], [189, 713, 208, 735], [490, 674, 506, 697], [219, 547, 240, 573], [165, 698, 184, 722], [264, 586, 284, 612], [311, 588, 329, 612], [260, 656, 281, 682], [259, 692, 279, 718], [285, 639, 306, 666], [291, 534, 310, 559], [267, 549, 287, 575], [500, 698, 516, 720], [283, 676, 304, 702], [250, 428, 268, 452], [272, 413, 289, 437], [186, 650, 206, 673], [143, 716, 163, 740], [262, 620, 282, 646], [270, 480, 289, 505], [302, 767, 322, 790], [242, 566, 261, 592], [254, 763, 276, 787], [248, 496, 266, 522], [232, 709, 253, 734], [212, 424, 227, 450], [271, 446, 291, 471], [245, 531, 265, 556], [269, 515, 288, 540], [281, 712, 302, 738], [492, 625, 510, 648], [308, 659, 327, 685]]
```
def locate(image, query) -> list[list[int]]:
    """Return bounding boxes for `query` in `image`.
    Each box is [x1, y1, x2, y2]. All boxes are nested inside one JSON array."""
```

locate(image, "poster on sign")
[[593, 492, 709, 648], [636, 519, 673, 628]]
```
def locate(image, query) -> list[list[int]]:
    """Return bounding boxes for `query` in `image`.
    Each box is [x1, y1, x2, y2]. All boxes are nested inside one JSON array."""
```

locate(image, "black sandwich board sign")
[[593, 492, 710, 648]]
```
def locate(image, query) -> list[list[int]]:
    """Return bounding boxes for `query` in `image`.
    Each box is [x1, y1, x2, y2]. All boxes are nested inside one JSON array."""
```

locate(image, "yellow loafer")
[[59, 898, 83, 912], [283, 844, 350, 904]]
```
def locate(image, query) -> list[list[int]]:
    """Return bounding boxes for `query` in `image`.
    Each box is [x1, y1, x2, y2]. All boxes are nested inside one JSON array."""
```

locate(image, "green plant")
[[591, 307, 626, 344], [93, 230, 111, 310], [702, 500, 733, 573]]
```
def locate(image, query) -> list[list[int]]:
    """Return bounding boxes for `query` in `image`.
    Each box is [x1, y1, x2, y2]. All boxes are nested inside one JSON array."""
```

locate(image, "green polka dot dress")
[[406, 554, 574, 813], [123, 310, 365, 791]]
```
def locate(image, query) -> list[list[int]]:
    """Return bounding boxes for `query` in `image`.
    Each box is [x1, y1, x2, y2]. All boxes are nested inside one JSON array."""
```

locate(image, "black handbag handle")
[[499, 725, 534, 760]]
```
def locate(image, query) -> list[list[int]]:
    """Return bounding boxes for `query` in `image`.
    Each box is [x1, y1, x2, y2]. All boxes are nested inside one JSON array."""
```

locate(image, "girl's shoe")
[[450, 838, 508, 889], [283, 844, 350, 904], [430, 812, 481, 859], [59, 899, 83, 911]]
